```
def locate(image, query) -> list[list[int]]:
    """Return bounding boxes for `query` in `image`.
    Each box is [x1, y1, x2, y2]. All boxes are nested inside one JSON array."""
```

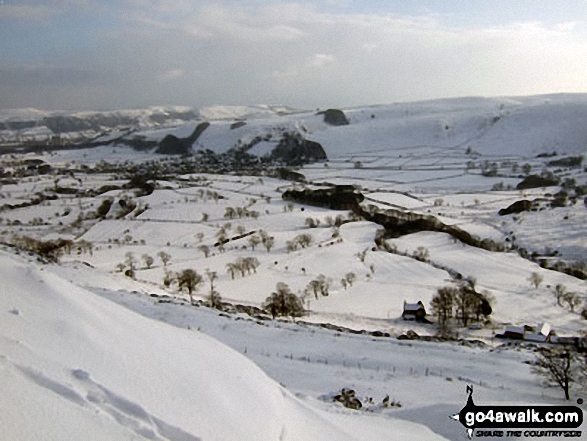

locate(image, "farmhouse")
[[402, 301, 427, 322], [496, 323, 551, 342]]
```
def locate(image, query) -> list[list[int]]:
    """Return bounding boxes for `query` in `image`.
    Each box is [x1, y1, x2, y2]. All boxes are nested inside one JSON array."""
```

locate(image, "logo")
[[451, 386, 583, 439]]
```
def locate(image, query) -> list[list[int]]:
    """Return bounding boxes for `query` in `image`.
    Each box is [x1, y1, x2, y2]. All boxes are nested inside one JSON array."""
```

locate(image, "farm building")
[[402, 301, 427, 322], [496, 323, 551, 342]]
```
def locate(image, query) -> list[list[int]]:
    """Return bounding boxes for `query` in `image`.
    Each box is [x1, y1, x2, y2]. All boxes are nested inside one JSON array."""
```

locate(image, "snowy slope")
[[0, 251, 446, 441], [4, 94, 586, 160]]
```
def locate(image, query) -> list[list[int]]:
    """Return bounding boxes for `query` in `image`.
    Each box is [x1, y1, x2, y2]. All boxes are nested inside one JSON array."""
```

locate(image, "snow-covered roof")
[[503, 323, 551, 341], [504, 325, 525, 335], [536, 322, 551, 336], [403, 302, 424, 312]]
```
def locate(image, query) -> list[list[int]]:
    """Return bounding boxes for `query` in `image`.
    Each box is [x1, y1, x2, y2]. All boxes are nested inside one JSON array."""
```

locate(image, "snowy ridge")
[[198, 104, 301, 121], [136, 93, 587, 157], [2, 94, 587, 159]]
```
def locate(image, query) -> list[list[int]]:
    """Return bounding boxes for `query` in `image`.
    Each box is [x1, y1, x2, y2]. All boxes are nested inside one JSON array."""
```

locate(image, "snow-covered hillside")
[[2, 94, 587, 158], [0, 251, 446, 441]]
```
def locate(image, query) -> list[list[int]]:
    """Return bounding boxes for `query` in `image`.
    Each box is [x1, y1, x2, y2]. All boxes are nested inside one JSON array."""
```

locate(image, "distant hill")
[[2, 94, 586, 159]]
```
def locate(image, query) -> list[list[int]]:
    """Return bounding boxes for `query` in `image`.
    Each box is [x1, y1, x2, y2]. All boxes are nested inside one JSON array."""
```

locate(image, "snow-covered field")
[[1, 94, 587, 440]]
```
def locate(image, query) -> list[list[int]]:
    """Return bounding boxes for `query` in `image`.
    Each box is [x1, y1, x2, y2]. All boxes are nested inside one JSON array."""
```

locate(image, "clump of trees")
[[552, 284, 582, 312], [286, 233, 313, 252], [10, 235, 76, 263], [264, 282, 304, 319], [430, 280, 493, 329], [412, 246, 429, 262], [259, 230, 275, 253], [305, 217, 321, 228], [340, 272, 356, 290], [305, 274, 332, 298]]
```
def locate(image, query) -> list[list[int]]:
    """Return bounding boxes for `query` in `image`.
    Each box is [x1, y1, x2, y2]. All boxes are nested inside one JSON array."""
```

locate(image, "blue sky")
[[1, 0, 586, 110]]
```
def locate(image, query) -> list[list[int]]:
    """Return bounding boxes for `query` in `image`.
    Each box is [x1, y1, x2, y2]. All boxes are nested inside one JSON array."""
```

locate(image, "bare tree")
[[529, 272, 544, 289], [124, 252, 137, 272], [345, 272, 357, 287], [307, 280, 321, 299], [413, 246, 430, 262], [563, 292, 582, 312], [198, 244, 210, 258], [157, 251, 171, 267], [263, 236, 275, 253], [226, 262, 237, 280], [242, 257, 259, 274], [142, 254, 154, 269], [532, 348, 575, 400], [177, 269, 203, 305], [296, 233, 313, 248], [430, 286, 457, 325], [163, 269, 175, 288], [305, 217, 318, 228], [356, 248, 367, 262], [316, 274, 331, 296], [455, 285, 478, 327], [248, 234, 261, 251], [522, 163, 532, 175], [224, 207, 236, 219], [205, 269, 218, 291], [554, 283, 566, 306], [208, 290, 223, 310]]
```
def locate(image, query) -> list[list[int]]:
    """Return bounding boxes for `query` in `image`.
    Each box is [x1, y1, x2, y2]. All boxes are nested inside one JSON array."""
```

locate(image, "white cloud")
[[3, 1, 587, 110], [309, 53, 335, 67], [160, 69, 186, 81]]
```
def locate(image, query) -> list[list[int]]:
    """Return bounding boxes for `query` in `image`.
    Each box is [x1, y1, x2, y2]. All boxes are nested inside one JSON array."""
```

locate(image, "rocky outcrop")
[[498, 199, 535, 216], [230, 121, 247, 130], [316, 108, 349, 126], [156, 122, 210, 155], [270, 132, 327, 165]]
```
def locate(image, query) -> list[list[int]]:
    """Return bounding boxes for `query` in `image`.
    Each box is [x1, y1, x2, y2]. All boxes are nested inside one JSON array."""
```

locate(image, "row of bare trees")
[[225, 257, 260, 279], [9, 235, 93, 263], [224, 206, 260, 220]]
